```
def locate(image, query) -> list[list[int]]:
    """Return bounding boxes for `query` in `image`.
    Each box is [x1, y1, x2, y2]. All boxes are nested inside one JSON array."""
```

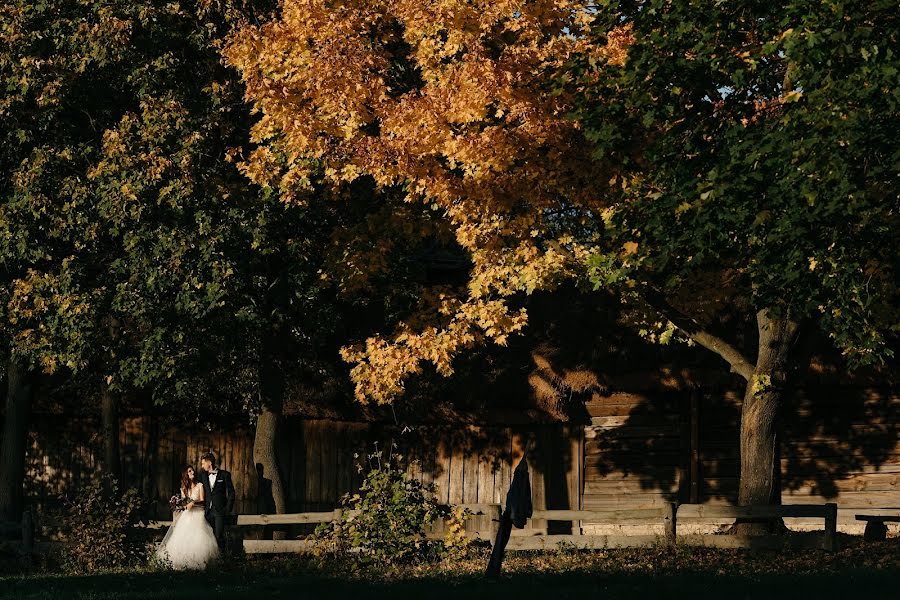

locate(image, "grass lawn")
[[2, 538, 898, 600]]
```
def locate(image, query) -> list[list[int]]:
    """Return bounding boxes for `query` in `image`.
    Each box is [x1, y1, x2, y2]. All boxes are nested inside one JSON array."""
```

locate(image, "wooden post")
[[20, 509, 34, 559], [689, 388, 700, 504], [823, 502, 837, 551], [664, 502, 677, 547], [492, 503, 502, 539], [332, 508, 344, 541]]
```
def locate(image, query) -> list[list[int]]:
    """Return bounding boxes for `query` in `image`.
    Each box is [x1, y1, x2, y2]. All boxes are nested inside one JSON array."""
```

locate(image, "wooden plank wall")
[[583, 392, 686, 511], [23, 415, 260, 517], [698, 385, 900, 528], [20, 383, 897, 534], [21, 416, 582, 530], [583, 386, 899, 533]]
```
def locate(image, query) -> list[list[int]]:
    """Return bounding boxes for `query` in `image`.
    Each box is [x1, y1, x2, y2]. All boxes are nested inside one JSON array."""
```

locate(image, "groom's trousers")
[[206, 512, 227, 550]]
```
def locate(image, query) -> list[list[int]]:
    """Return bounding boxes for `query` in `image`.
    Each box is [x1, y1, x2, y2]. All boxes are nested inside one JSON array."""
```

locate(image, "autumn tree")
[[1, 0, 436, 520], [227, 0, 899, 521], [224, 0, 606, 401]]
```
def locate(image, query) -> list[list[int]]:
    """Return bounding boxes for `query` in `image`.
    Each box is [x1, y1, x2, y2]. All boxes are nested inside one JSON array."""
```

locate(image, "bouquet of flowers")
[[169, 494, 191, 513]]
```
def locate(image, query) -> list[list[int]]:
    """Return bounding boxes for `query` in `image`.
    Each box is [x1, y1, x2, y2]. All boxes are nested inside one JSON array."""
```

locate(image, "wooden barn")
[[11, 289, 899, 536], [20, 363, 898, 536]]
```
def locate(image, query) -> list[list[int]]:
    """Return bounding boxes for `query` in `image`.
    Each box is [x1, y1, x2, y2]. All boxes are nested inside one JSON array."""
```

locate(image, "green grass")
[[2, 538, 898, 600]]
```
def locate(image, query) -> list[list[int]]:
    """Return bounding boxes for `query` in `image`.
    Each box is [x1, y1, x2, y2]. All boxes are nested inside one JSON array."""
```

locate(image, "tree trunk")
[[141, 410, 160, 519], [101, 379, 120, 485], [0, 356, 34, 522], [101, 316, 122, 489], [736, 307, 800, 534], [253, 334, 287, 538]]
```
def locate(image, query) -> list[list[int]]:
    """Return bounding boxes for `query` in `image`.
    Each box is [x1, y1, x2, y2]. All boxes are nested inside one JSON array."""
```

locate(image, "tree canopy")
[[224, 0, 618, 403], [575, 0, 900, 370]]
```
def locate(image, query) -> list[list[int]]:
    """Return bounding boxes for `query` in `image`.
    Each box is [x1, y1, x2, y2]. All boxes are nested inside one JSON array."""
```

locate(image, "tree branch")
[[639, 286, 755, 381], [543, 240, 755, 381]]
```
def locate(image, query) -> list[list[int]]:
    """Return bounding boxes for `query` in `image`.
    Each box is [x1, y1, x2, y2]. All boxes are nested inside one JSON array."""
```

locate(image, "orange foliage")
[[225, 1, 624, 403]]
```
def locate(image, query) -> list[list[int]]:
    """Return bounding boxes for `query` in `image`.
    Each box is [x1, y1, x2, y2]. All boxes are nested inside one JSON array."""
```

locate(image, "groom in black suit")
[[200, 452, 236, 551]]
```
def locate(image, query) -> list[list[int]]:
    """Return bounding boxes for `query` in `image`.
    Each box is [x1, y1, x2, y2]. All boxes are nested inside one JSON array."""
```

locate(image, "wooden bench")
[[855, 509, 900, 541], [677, 503, 838, 551]]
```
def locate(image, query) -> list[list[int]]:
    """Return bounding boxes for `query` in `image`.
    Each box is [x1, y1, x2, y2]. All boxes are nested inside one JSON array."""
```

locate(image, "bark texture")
[[737, 308, 800, 533], [254, 333, 287, 521], [0, 356, 34, 521], [101, 380, 121, 483]]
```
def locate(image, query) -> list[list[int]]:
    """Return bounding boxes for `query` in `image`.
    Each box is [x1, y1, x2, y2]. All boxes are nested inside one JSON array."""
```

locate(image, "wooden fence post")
[[664, 502, 677, 547], [823, 503, 837, 551], [689, 389, 700, 504], [492, 504, 502, 540]]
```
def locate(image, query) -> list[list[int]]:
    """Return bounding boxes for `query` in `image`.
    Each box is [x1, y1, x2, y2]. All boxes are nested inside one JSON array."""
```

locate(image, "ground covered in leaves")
[[1, 538, 898, 599]]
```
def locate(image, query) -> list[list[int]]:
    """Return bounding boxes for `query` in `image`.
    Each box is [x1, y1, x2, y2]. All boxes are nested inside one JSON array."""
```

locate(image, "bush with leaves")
[[313, 445, 455, 566], [442, 504, 476, 560], [61, 475, 145, 574]]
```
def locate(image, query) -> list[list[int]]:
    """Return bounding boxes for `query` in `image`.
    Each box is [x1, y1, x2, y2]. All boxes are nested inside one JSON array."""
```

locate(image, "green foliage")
[[61, 475, 145, 574], [573, 0, 900, 367], [312, 447, 449, 566], [0, 0, 343, 419]]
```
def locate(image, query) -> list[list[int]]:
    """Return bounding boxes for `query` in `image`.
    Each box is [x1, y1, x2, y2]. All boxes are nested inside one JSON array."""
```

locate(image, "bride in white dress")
[[156, 465, 220, 570]]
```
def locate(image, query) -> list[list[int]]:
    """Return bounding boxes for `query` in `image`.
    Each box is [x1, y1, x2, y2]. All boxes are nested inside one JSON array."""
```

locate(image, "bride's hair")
[[180, 465, 196, 497]]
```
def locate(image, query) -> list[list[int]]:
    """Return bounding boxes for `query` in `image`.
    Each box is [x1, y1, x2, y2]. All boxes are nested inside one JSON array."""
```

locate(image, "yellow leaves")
[[782, 90, 803, 103], [809, 257, 818, 271], [340, 297, 529, 404], [119, 183, 138, 201], [621, 241, 639, 255], [7, 265, 94, 374], [599, 23, 635, 68], [227, 1, 612, 404]]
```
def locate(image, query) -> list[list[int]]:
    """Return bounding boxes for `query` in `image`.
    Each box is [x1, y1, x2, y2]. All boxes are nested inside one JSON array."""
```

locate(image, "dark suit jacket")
[[202, 469, 236, 516]]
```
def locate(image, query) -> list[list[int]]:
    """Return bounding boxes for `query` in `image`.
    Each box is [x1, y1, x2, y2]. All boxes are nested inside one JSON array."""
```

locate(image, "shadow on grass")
[[2, 567, 898, 600]]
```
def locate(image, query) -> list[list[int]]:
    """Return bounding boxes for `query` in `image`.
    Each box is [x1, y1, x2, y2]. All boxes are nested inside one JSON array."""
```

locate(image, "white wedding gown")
[[155, 483, 220, 570]]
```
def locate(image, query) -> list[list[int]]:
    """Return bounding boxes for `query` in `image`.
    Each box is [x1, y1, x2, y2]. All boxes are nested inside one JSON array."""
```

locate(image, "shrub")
[[442, 505, 476, 560], [313, 445, 447, 566], [62, 474, 145, 574]]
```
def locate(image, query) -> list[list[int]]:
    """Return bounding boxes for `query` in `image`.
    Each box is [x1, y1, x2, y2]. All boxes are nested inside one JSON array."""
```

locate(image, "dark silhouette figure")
[[486, 455, 532, 578], [256, 463, 276, 514]]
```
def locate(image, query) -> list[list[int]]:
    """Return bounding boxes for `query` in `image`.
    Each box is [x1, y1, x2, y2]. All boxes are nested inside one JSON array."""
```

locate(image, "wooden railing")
[[235, 502, 839, 553], [238, 505, 501, 554], [853, 508, 900, 541], [500, 506, 675, 551], [677, 503, 838, 551], [10, 502, 842, 555]]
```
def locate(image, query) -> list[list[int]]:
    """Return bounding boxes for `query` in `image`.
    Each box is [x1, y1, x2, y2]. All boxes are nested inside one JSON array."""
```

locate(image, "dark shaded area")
[[254, 463, 276, 511], [486, 456, 531, 577], [8, 283, 898, 532], [1, 561, 898, 600]]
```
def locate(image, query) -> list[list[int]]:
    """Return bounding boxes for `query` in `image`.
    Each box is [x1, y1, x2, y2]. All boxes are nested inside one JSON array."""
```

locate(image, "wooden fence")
[[230, 502, 838, 554], [5, 502, 868, 557], [17, 384, 899, 534], [23, 418, 582, 526]]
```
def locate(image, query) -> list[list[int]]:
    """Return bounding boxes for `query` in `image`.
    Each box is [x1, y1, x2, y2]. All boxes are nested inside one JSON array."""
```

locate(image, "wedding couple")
[[156, 452, 236, 570]]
